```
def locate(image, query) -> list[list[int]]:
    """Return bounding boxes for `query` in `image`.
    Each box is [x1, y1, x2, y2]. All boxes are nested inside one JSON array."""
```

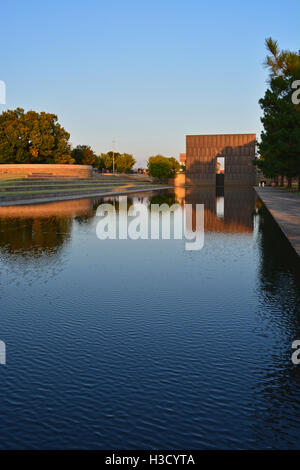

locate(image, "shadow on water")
[[256, 199, 300, 335], [258, 202, 300, 286], [248, 201, 300, 449]]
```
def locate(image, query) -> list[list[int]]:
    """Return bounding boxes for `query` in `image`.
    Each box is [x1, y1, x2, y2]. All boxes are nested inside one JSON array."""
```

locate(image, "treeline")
[[72, 147, 136, 173], [0, 108, 182, 176], [256, 38, 300, 188], [0, 108, 136, 173]]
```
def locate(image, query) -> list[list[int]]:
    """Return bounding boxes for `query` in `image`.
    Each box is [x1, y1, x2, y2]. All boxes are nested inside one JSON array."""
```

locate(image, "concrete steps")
[[0, 175, 166, 204]]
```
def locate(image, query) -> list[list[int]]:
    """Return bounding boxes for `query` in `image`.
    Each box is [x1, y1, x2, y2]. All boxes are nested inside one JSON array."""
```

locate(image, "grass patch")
[[0, 181, 151, 190], [0, 175, 27, 182], [0, 184, 162, 197], [0, 178, 151, 187]]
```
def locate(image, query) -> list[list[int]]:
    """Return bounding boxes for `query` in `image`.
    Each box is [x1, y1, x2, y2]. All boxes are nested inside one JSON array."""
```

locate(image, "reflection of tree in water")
[[74, 197, 136, 226], [0, 191, 180, 262], [96, 197, 134, 212], [148, 192, 178, 206], [0, 216, 72, 260]]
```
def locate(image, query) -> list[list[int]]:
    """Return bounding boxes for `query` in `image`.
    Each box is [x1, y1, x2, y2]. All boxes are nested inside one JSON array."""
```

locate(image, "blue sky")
[[1, 0, 299, 165]]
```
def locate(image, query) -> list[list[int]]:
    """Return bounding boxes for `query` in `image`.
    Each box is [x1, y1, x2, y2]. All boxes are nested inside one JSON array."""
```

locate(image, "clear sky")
[[1, 0, 299, 166]]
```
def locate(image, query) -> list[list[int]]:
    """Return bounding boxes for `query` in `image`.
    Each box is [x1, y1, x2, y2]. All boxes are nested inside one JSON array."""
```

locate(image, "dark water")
[[0, 188, 300, 450]]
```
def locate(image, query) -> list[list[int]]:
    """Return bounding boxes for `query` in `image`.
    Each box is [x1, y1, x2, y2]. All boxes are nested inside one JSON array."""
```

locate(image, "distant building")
[[216, 161, 224, 174], [179, 153, 186, 166]]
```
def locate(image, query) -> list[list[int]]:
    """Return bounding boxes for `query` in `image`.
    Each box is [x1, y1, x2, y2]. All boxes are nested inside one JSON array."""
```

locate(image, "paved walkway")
[[255, 187, 300, 257]]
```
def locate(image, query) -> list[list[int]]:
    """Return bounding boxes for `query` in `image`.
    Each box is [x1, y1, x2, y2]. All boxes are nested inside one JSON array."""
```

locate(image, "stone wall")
[[0, 164, 92, 178]]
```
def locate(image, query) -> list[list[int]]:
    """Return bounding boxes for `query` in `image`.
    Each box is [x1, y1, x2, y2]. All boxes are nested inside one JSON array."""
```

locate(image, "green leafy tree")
[[100, 151, 121, 171], [71, 145, 97, 165], [115, 153, 136, 173], [94, 155, 105, 170], [101, 153, 112, 170], [256, 39, 300, 188], [0, 108, 74, 164], [168, 157, 181, 177], [148, 155, 172, 178], [147, 155, 180, 178]]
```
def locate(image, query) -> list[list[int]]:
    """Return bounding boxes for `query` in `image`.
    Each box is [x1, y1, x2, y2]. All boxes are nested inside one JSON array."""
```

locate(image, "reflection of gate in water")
[[185, 187, 255, 233]]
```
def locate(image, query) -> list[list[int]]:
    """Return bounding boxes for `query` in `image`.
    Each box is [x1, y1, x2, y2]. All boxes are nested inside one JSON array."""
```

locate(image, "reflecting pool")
[[0, 188, 300, 449]]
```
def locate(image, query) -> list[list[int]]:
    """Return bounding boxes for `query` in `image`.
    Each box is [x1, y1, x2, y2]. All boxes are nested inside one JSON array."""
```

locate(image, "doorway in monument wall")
[[216, 156, 225, 186]]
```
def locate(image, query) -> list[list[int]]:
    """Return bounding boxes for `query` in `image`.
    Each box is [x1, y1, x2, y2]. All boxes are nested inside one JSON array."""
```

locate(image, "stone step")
[[0, 183, 137, 192], [0, 185, 162, 202], [0, 177, 138, 186]]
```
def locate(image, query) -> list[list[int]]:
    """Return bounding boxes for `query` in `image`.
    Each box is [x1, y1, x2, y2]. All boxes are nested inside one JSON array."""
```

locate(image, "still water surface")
[[0, 188, 300, 449]]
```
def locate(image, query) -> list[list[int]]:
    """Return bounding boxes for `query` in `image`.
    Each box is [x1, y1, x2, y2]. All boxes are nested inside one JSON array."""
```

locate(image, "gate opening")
[[216, 157, 225, 186]]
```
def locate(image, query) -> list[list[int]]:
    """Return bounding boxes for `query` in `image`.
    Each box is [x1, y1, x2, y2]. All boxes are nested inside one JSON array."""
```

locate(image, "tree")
[[168, 157, 181, 177], [256, 39, 300, 188], [99, 152, 135, 173], [257, 76, 300, 188], [147, 155, 180, 178], [94, 155, 105, 170], [102, 152, 112, 170], [0, 108, 74, 164], [264, 37, 300, 80], [115, 153, 136, 173], [100, 151, 120, 171], [71, 145, 97, 165]]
